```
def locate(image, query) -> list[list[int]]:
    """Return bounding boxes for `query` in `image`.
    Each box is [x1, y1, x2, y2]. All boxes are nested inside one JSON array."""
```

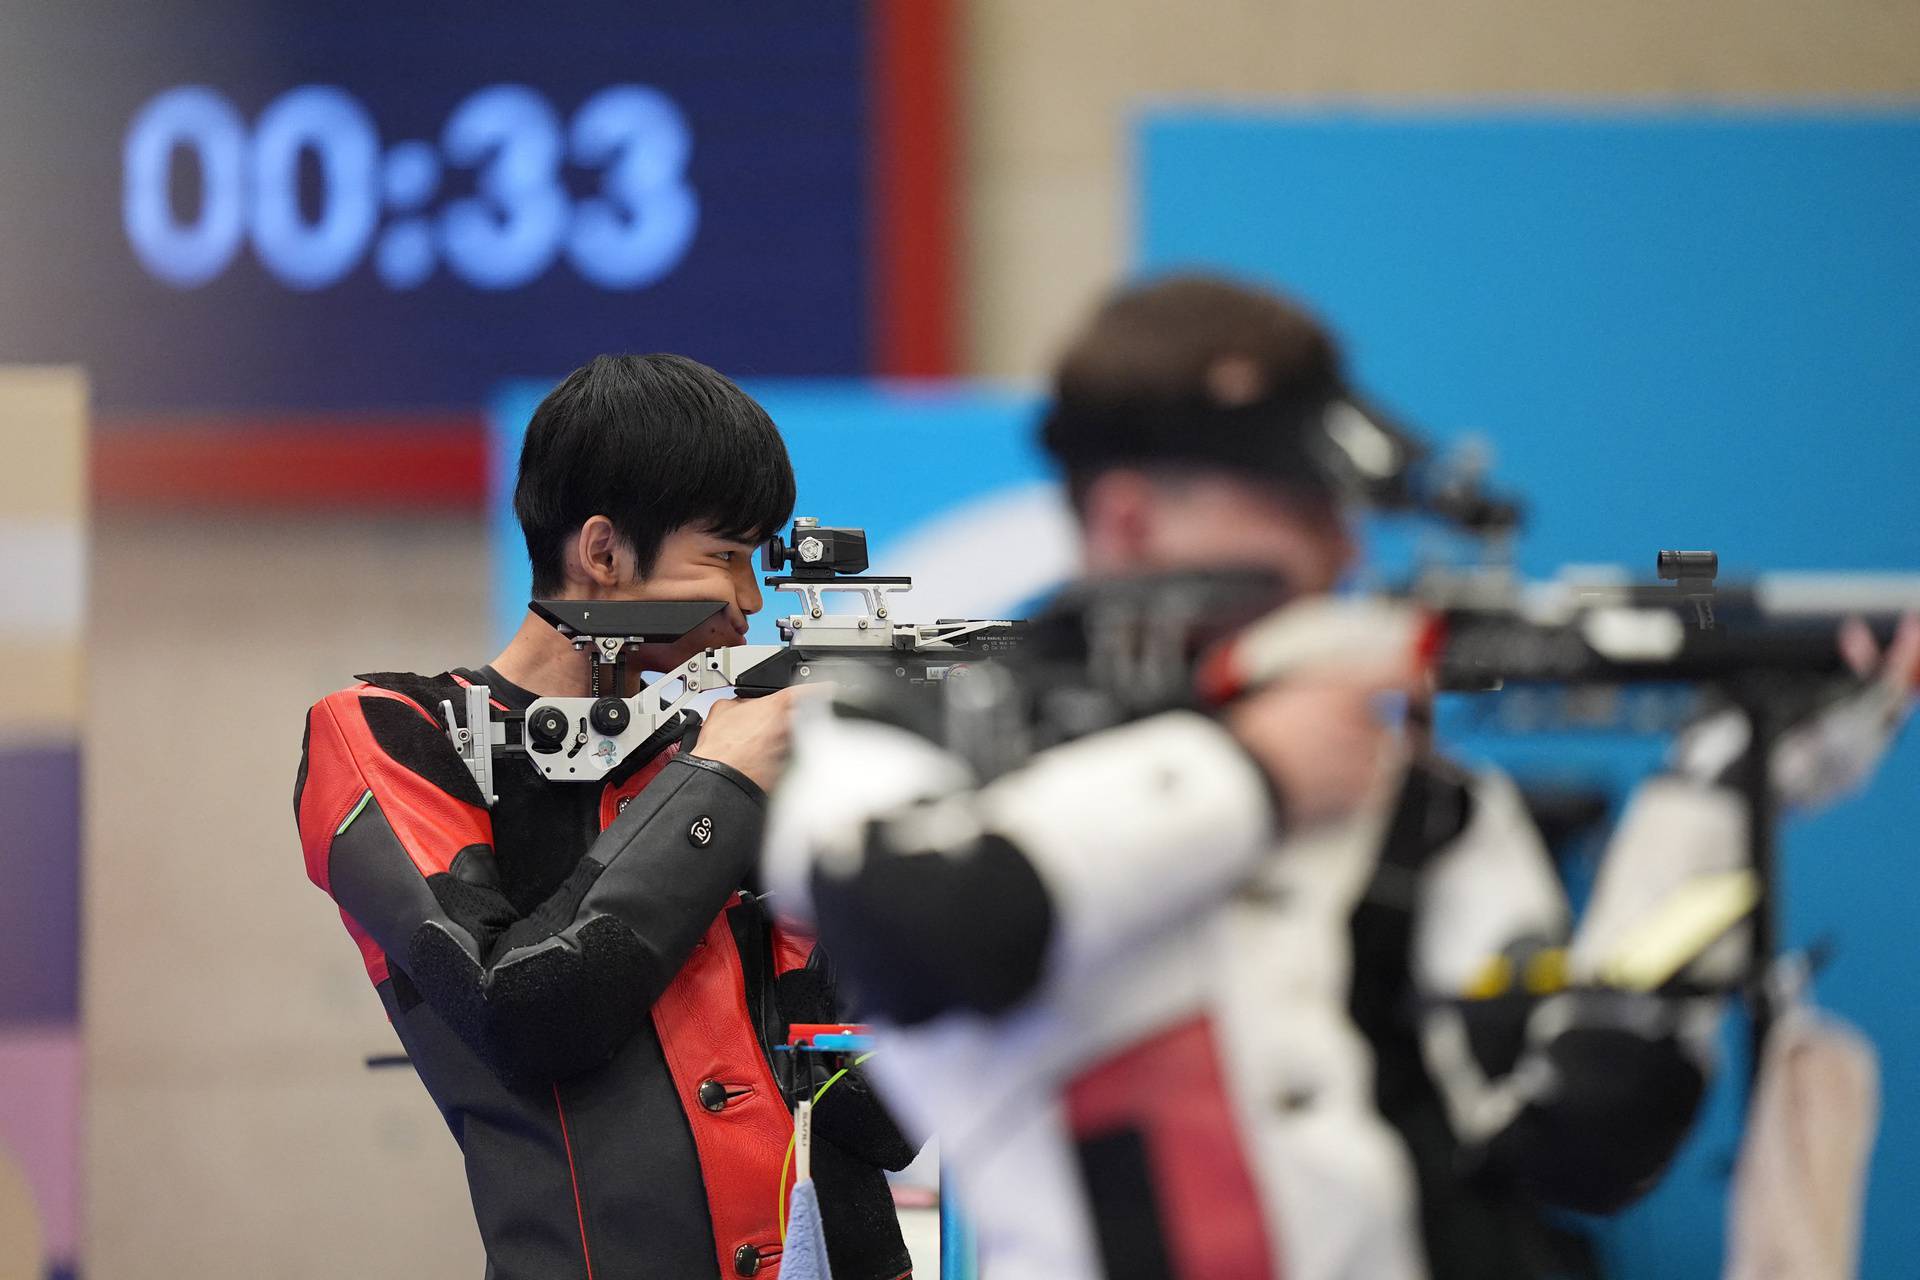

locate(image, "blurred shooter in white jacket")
[[763, 276, 1919, 1280]]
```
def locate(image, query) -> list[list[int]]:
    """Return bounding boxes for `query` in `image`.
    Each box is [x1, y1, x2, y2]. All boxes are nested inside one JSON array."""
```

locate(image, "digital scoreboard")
[[0, 1, 884, 412], [123, 83, 698, 294]]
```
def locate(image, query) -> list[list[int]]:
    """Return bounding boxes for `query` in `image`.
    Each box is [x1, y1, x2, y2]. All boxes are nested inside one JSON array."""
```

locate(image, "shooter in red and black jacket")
[[295, 354, 917, 1280]]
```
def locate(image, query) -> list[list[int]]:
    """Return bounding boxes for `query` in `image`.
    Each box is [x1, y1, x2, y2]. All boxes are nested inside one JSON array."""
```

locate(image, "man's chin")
[[695, 619, 751, 651], [640, 625, 749, 674]]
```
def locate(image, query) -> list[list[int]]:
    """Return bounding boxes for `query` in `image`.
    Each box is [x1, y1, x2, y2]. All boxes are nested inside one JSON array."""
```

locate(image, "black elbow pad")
[[811, 826, 1054, 1025], [1489, 1025, 1707, 1214], [408, 903, 654, 1086]]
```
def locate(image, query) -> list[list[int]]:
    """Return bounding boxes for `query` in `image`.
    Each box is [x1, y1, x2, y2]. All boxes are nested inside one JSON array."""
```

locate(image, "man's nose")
[[735, 558, 764, 617]]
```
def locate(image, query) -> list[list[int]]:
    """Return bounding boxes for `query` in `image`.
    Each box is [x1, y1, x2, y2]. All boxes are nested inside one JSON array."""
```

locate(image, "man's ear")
[[570, 516, 633, 592]]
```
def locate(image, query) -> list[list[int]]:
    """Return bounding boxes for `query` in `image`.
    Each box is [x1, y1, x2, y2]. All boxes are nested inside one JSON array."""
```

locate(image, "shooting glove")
[[1668, 616, 1918, 813]]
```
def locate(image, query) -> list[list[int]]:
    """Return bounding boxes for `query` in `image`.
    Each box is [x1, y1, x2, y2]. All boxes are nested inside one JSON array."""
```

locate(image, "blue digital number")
[[251, 87, 381, 290], [566, 86, 699, 289], [440, 85, 569, 289], [123, 87, 247, 288], [124, 82, 700, 293]]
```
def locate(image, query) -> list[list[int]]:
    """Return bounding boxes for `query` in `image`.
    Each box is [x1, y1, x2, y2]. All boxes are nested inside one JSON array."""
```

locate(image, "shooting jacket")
[[766, 703, 1734, 1280], [295, 665, 915, 1280]]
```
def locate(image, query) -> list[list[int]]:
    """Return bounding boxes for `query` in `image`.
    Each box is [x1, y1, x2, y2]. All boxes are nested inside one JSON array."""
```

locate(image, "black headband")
[[1039, 378, 1411, 503]]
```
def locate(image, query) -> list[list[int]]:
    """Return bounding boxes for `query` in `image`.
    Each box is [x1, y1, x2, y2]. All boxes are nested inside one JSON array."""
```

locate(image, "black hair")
[[514, 353, 795, 595]]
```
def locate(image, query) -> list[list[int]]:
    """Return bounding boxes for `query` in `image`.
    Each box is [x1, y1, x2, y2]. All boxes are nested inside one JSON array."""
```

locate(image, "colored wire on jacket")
[[778, 1051, 878, 1240]]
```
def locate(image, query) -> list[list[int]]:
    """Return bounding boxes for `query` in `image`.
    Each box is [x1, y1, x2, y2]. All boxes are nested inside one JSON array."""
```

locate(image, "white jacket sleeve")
[[762, 704, 1277, 1020]]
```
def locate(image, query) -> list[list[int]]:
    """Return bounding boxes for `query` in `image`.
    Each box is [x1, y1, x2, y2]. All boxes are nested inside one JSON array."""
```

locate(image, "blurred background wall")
[[0, 1, 1912, 1276], [960, 0, 1920, 377]]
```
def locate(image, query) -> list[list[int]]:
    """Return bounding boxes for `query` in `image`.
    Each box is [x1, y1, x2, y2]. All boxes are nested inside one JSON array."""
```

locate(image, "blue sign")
[[1138, 109, 1920, 1277], [0, 1, 873, 411]]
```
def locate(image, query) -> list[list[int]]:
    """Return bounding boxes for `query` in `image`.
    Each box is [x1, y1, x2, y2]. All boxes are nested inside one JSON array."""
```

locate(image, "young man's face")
[[612, 524, 767, 670], [1081, 468, 1355, 598]]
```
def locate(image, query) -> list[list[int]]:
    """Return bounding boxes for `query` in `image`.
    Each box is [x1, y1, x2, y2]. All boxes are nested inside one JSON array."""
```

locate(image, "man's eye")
[[715, 550, 735, 562]]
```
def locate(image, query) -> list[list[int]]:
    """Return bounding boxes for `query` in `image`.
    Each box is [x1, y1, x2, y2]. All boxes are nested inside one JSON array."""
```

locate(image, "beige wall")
[[961, 0, 1920, 379], [85, 515, 489, 1278], [0, 368, 88, 737]]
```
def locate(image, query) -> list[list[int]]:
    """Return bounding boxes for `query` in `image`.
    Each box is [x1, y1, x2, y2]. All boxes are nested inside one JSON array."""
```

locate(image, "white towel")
[[783, 1178, 834, 1280], [1724, 1006, 1879, 1280]]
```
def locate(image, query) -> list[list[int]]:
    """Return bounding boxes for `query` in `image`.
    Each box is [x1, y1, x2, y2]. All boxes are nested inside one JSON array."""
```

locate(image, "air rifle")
[[1199, 551, 1920, 701]]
